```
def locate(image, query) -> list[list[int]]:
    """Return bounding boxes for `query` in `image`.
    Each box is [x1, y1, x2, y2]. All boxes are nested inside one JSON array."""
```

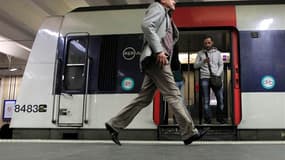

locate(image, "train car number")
[[14, 104, 47, 113]]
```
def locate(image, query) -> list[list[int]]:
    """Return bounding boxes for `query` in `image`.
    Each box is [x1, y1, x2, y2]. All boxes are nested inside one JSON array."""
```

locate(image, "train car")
[[9, 1, 285, 140]]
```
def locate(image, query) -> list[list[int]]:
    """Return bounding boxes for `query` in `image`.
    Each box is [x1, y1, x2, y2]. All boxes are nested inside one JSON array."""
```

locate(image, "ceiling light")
[[9, 68, 18, 72]]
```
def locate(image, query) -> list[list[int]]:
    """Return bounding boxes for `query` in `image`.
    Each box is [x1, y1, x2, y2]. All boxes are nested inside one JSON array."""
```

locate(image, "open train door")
[[175, 5, 241, 127], [54, 33, 90, 127], [155, 29, 241, 124], [154, 5, 241, 139], [178, 29, 241, 126]]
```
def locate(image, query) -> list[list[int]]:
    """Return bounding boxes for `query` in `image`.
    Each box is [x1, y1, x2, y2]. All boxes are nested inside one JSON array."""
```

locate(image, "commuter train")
[[9, 1, 285, 140]]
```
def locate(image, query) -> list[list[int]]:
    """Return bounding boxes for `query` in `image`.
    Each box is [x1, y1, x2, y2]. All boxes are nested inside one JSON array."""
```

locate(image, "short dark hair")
[[155, 0, 161, 2], [204, 35, 214, 42]]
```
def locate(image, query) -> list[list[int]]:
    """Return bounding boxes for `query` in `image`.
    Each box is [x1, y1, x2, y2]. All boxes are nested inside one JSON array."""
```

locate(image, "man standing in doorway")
[[194, 36, 225, 124], [105, 0, 209, 146]]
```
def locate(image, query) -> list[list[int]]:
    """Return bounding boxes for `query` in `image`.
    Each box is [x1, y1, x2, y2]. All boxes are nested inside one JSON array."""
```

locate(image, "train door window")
[[176, 30, 233, 125], [63, 37, 88, 92]]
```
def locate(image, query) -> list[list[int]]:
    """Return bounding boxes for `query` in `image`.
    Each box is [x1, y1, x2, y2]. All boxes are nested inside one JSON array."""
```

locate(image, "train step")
[[157, 124, 237, 141]]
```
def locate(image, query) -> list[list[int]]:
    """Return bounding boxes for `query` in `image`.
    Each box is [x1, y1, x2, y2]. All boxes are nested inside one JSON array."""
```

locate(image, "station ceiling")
[[0, 0, 278, 77]]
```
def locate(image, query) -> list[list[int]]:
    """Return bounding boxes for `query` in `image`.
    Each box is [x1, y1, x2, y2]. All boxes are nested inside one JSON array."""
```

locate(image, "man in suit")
[[105, 0, 208, 146]]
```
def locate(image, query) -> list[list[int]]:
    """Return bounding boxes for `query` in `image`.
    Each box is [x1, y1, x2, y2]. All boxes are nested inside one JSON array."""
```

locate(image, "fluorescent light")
[[9, 68, 18, 72]]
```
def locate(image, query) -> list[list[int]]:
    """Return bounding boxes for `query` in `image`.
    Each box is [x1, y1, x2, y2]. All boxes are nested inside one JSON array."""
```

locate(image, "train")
[[8, 1, 285, 140]]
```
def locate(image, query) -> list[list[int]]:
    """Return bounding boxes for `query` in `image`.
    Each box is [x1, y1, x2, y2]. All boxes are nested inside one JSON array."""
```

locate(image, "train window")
[[63, 38, 88, 92], [98, 36, 118, 91], [63, 66, 85, 91], [67, 39, 87, 64]]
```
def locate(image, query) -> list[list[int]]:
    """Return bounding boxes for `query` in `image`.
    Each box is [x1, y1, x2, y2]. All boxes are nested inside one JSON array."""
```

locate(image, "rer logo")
[[122, 47, 136, 61], [261, 75, 275, 90], [121, 77, 135, 91]]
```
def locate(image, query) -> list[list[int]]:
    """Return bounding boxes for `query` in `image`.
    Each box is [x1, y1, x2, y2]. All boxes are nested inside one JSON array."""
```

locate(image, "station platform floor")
[[0, 140, 284, 160]]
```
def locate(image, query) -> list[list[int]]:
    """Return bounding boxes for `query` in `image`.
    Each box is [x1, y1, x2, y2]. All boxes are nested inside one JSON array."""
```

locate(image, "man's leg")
[[146, 64, 199, 140], [201, 79, 211, 123], [213, 87, 225, 124], [107, 75, 157, 132]]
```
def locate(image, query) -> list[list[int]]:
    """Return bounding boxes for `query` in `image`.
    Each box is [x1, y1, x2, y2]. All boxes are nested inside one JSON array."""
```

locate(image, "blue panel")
[[239, 30, 285, 92], [88, 37, 102, 93], [88, 34, 144, 93], [116, 34, 144, 93]]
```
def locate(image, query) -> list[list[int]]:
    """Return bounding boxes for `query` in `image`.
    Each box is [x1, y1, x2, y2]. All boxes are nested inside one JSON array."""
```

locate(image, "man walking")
[[105, 0, 208, 146]]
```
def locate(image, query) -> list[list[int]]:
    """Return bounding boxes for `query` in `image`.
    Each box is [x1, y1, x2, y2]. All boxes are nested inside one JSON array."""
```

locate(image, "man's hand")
[[156, 52, 169, 67], [204, 57, 210, 63]]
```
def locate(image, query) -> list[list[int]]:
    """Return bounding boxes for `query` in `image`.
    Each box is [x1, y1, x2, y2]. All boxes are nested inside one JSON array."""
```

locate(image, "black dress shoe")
[[183, 128, 210, 145], [105, 123, 121, 146]]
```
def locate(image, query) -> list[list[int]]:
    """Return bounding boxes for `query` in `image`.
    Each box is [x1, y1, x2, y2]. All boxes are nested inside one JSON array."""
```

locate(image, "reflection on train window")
[[63, 38, 88, 92], [67, 39, 87, 64], [63, 66, 85, 90]]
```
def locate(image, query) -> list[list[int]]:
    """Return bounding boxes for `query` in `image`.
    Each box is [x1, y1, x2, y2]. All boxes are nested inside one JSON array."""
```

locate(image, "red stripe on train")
[[232, 31, 241, 125], [153, 90, 161, 125], [173, 6, 236, 28]]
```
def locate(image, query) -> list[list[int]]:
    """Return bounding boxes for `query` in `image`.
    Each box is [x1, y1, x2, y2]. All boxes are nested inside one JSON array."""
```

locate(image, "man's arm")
[[141, 3, 165, 54]]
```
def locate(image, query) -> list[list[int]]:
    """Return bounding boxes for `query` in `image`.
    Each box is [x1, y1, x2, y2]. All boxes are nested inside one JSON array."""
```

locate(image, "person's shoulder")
[[148, 2, 164, 11], [150, 2, 162, 7]]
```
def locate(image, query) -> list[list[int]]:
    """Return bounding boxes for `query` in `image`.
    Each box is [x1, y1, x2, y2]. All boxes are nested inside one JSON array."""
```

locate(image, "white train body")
[[10, 2, 285, 140], [11, 9, 155, 130]]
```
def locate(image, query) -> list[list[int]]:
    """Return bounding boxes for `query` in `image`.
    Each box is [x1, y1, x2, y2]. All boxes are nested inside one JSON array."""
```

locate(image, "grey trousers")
[[107, 63, 198, 140]]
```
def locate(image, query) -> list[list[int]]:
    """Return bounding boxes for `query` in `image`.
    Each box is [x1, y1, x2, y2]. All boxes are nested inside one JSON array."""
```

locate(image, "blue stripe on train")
[[239, 30, 285, 92]]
